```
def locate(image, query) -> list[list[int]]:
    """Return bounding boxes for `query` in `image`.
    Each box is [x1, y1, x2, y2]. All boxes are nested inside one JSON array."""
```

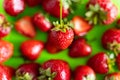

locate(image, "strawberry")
[[4, 0, 25, 16], [74, 65, 96, 80], [86, 0, 118, 25], [25, 0, 41, 7], [101, 28, 120, 54], [69, 38, 92, 58], [33, 12, 52, 32], [5, 66, 15, 77], [15, 16, 36, 38], [42, 0, 70, 18], [71, 16, 92, 36], [0, 14, 12, 38], [105, 72, 120, 80], [0, 65, 12, 80], [87, 52, 115, 74], [15, 63, 40, 80], [0, 40, 14, 63], [116, 54, 120, 70], [39, 59, 71, 80], [20, 40, 44, 60]]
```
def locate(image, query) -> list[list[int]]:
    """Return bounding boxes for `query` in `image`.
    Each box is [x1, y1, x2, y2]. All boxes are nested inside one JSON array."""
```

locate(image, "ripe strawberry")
[[101, 28, 120, 54], [15, 16, 36, 38], [20, 40, 44, 60], [39, 59, 71, 80], [87, 52, 115, 74], [0, 65, 12, 80], [105, 72, 120, 80], [86, 0, 118, 25], [33, 12, 52, 32], [0, 40, 14, 63], [74, 65, 96, 80], [71, 16, 92, 36], [69, 38, 92, 58], [5, 66, 15, 77], [15, 63, 40, 80], [4, 0, 25, 16], [42, 0, 69, 18], [116, 54, 120, 70], [25, 0, 41, 7], [0, 14, 12, 38]]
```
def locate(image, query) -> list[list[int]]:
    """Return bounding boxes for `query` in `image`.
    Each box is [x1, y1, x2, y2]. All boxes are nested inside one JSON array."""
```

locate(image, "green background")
[[0, 0, 120, 80]]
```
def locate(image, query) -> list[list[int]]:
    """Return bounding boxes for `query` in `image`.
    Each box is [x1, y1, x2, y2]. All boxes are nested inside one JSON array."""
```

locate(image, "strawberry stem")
[[60, 0, 62, 26]]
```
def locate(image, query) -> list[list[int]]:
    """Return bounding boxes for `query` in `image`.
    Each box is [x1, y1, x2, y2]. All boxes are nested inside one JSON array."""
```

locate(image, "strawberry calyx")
[[85, 4, 107, 25], [16, 71, 33, 80], [107, 40, 120, 56], [38, 67, 57, 80]]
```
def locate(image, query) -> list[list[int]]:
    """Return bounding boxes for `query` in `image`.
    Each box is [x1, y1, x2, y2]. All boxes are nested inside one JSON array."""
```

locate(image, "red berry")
[[0, 40, 14, 63], [40, 59, 71, 80], [0, 65, 12, 80], [105, 72, 120, 80], [20, 40, 44, 60], [87, 52, 109, 74], [72, 16, 92, 36], [101, 28, 120, 53], [25, 0, 41, 7], [116, 54, 120, 70], [15, 63, 40, 80], [33, 13, 52, 32], [4, 0, 25, 16], [69, 38, 92, 58], [0, 14, 12, 38], [42, 0, 69, 18], [74, 65, 96, 80], [15, 16, 36, 38]]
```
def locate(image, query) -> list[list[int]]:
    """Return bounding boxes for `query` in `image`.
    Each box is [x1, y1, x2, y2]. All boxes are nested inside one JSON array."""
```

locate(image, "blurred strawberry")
[[25, 0, 42, 7]]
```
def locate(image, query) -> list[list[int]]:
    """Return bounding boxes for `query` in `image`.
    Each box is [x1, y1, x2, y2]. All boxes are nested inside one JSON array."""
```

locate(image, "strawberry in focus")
[[33, 12, 52, 32], [42, 0, 70, 18], [105, 72, 120, 80], [69, 38, 92, 58], [71, 16, 92, 36], [39, 59, 71, 80], [15, 63, 40, 80], [25, 0, 41, 7], [86, 0, 118, 25], [87, 52, 115, 74], [0, 65, 12, 80], [20, 40, 44, 60], [0, 14, 12, 38], [0, 40, 14, 63], [15, 16, 36, 38], [4, 0, 25, 16], [74, 65, 96, 80]]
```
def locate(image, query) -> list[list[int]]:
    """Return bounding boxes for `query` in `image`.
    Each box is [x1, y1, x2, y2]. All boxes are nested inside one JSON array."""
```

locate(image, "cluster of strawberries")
[[0, 0, 120, 80]]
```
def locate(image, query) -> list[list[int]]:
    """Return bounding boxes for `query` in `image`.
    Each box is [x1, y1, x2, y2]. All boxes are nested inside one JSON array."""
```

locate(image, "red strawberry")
[[4, 0, 25, 16], [48, 28, 74, 50], [101, 28, 120, 54], [69, 38, 92, 58], [25, 0, 41, 7], [45, 41, 61, 54], [86, 0, 118, 25], [116, 54, 120, 70], [74, 65, 96, 80], [0, 40, 14, 63], [87, 52, 115, 74], [15, 63, 40, 80], [42, 0, 69, 18], [39, 59, 71, 80], [105, 72, 120, 80], [0, 14, 12, 38], [0, 65, 12, 80], [5, 66, 15, 77], [33, 12, 52, 32], [71, 16, 92, 36], [15, 16, 36, 38], [20, 40, 44, 60]]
